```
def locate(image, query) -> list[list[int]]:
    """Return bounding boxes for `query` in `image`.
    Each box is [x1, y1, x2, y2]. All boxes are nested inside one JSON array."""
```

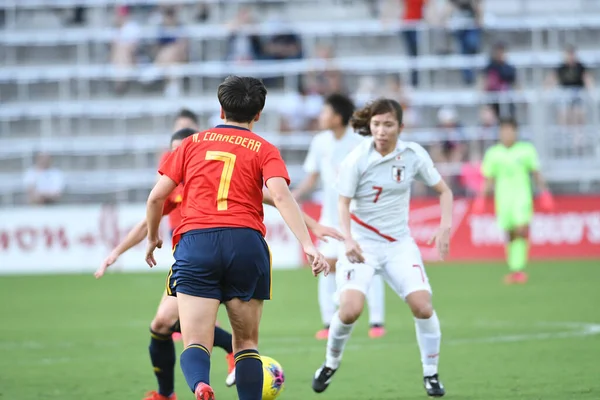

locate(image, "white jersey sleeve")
[[335, 145, 363, 198], [303, 134, 321, 174], [408, 143, 442, 187]]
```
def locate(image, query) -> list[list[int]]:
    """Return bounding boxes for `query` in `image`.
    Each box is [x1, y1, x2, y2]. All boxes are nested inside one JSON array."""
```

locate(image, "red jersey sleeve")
[[158, 140, 186, 184], [261, 144, 290, 186], [162, 197, 177, 216], [158, 150, 171, 169]]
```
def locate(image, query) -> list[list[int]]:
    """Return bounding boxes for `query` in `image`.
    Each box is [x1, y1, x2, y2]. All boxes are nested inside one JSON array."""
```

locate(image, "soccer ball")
[[262, 355, 285, 400]]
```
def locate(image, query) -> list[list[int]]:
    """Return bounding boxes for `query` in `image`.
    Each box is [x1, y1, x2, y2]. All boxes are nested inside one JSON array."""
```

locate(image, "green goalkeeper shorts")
[[495, 196, 533, 231]]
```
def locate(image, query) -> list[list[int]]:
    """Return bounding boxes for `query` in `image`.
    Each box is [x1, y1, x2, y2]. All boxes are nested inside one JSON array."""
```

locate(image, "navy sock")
[[149, 330, 176, 397], [235, 349, 263, 400], [180, 344, 211, 393], [213, 326, 233, 354]]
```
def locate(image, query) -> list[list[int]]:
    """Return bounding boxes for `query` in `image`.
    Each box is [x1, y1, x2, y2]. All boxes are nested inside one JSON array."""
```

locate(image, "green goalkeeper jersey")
[[481, 141, 540, 202]]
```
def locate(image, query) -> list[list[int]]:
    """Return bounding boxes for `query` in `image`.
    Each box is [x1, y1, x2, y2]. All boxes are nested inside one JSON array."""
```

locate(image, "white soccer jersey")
[[303, 127, 366, 227], [336, 137, 441, 243]]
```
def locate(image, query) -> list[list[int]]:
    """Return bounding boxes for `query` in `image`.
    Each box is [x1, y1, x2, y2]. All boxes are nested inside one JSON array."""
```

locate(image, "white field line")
[[261, 322, 600, 355], [2, 322, 599, 365]]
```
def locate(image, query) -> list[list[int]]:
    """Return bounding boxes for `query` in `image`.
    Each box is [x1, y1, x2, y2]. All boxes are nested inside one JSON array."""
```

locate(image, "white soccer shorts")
[[318, 239, 342, 260], [335, 236, 432, 300]]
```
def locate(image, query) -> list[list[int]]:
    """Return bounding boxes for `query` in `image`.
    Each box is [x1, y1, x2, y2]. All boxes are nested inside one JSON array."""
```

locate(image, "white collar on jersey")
[[366, 137, 408, 165]]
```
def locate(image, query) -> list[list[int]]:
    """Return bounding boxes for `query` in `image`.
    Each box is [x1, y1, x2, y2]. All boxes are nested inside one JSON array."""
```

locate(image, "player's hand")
[[145, 237, 163, 268], [471, 195, 486, 214], [95, 250, 119, 279], [428, 226, 451, 260], [539, 190, 555, 211], [312, 224, 344, 243], [345, 238, 365, 264], [304, 246, 330, 277]]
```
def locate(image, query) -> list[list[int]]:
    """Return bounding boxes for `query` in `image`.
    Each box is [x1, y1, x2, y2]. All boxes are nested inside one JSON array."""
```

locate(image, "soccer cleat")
[[143, 391, 177, 400], [424, 374, 445, 397], [194, 383, 215, 400], [368, 325, 386, 338], [315, 328, 329, 340], [312, 364, 338, 393], [171, 332, 182, 342], [225, 352, 236, 387], [504, 271, 528, 285]]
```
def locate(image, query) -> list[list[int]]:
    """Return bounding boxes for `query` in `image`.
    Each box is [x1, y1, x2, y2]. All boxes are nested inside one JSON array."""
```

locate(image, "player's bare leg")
[[177, 293, 220, 400], [145, 294, 180, 400], [504, 226, 530, 284], [406, 290, 445, 397], [225, 298, 264, 400], [366, 274, 386, 338], [316, 258, 337, 340], [313, 289, 364, 393]]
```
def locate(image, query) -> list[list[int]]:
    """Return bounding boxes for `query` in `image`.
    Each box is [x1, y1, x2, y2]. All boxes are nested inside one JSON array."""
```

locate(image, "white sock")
[[318, 273, 337, 327], [366, 274, 385, 326], [414, 311, 441, 377], [325, 311, 354, 369]]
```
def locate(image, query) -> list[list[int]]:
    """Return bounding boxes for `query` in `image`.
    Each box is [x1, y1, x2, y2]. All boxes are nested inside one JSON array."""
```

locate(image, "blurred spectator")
[[443, 0, 482, 84], [111, 6, 141, 94], [477, 104, 498, 149], [225, 7, 262, 63], [545, 45, 595, 125], [174, 108, 200, 131], [459, 147, 484, 196], [400, 0, 428, 87], [336, 0, 380, 17], [306, 45, 345, 95], [64, 6, 86, 26], [354, 76, 379, 108], [380, 74, 420, 129], [430, 106, 466, 164], [196, 1, 210, 22], [24, 153, 65, 205], [278, 81, 324, 133], [261, 17, 303, 61], [480, 42, 517, 119], [140, 6, 188, 97]]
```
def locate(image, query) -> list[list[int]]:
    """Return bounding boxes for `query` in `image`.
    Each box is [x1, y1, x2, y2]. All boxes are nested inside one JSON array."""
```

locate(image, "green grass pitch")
[[1, 260, 599, 399]]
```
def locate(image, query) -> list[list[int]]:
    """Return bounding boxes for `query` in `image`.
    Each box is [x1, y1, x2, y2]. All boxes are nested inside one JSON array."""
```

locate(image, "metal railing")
[[1, 89, 598, 205]]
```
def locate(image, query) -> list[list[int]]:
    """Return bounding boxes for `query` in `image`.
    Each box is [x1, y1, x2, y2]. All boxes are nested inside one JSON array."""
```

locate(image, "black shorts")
[[166, 228, 271, 302]]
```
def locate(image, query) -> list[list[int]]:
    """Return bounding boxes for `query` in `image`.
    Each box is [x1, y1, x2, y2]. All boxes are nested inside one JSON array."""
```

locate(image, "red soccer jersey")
[[159, 125, 290, 244], [161, 184, 184, 229], [158, 150, 170, 169], [159, 150, 183, 230]]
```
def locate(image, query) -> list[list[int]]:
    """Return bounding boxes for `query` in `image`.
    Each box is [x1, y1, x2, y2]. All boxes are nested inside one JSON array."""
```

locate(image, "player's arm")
[[473, 148, 495, 212], [146, 143, 185, 267], [429, 179, 454, 259], [95, 219, 148, 279], [532, 171, 549, 192], [292, 171, 319, 200], [95, 196, 176, 278], [335, 152, 365, 263], [262, 145, 329, 275], [338, 195, 352, 241], [292, 135, 321, 200], [528, 145, 554, 210], [146, 175, 177, 266], [432, 179, 453, 232], [414, 144, 453, 259], [338, 194, 364, 264], [266, 177, 329, 276], [479, 177, 495, 197], [262, 189, 343, 242], [428, 179, 454, 260]]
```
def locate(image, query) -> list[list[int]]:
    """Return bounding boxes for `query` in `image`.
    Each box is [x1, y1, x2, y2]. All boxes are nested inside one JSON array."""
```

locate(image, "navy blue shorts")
[[166, 228, 271, 302]]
